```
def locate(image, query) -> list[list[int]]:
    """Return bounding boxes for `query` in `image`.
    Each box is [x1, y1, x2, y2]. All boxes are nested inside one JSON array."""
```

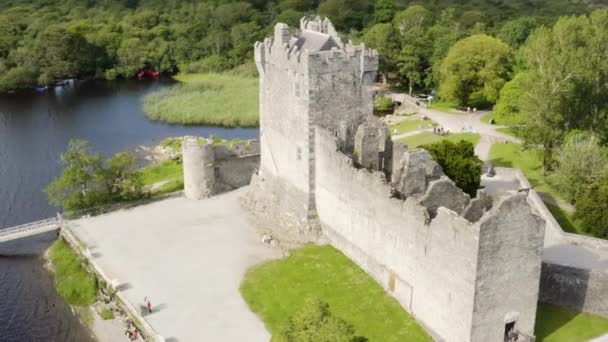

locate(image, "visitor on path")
[[147, 299, 152, 314]]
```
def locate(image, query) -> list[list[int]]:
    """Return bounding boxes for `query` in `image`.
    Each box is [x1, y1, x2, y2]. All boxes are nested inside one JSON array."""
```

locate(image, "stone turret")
[[182, 138, 215, 200]]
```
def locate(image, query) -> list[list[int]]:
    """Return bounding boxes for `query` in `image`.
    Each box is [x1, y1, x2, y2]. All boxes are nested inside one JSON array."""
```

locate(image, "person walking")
[[147, 299, 152, 314]]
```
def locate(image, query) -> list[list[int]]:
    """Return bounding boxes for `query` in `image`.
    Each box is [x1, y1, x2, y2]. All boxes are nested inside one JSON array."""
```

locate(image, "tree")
[[575, 182, 608, 238], [46, 139, 145, 212], [276, 298, 360, 342], [549, 133, 608, 202], [361, 23, 399, 83], [374, 0, 395, 24], [439, 34, 514, 107], [497, 16, 540, 48], [421, 140, 483, 197], [492, 72, 526, 125], [45, 139, 104, 211], [392, 5, 432, 39], [397, 37, 427, 95]]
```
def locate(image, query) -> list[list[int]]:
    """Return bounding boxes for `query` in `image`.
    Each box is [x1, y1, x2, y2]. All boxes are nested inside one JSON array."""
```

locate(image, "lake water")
[[0, 79, 258, 340]]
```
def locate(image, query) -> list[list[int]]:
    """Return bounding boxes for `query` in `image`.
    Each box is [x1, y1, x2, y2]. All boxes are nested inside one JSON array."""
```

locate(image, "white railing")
[[0, 218, 59, 242]]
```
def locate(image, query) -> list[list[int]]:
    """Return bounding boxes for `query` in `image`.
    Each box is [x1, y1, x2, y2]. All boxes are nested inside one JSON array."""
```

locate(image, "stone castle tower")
[[252, 17, 378, 239]]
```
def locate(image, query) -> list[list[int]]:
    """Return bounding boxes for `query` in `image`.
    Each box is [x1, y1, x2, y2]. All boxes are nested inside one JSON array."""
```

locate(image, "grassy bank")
[[240, 245, 432, 342], [396, 132, 480, 148], [143, 73, 258, 127], [535, 304, 608, 341], [141, 159, 184, 195], [49, 239, 97, 306]]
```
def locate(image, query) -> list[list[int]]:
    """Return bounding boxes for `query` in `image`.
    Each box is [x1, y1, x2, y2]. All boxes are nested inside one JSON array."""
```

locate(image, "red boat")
[[137, 69, 159, 79]]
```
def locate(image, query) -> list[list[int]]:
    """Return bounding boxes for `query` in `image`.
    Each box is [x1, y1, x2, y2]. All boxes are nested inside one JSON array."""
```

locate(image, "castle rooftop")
[[291, 30, 340, 52]]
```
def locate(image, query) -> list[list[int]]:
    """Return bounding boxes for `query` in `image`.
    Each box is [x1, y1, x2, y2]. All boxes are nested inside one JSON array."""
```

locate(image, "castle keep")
[[246, 17, 546, 341]]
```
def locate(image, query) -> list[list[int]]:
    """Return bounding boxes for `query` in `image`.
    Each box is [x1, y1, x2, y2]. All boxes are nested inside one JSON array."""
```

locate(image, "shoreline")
[[43, 233, 154, 342]]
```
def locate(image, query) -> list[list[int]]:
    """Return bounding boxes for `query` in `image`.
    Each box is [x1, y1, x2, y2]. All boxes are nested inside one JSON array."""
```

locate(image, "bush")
[[420, 140, 483, 197], [276, 298, 359, 342], [374, 96, 394, 115], [180, 55, 229, 74], [575, 182, 608, 238]]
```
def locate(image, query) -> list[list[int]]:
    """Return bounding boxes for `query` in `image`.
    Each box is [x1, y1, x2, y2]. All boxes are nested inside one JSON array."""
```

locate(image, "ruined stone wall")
[[314, 128, 544, 341], [471, 196, 545, 341], [314, 128, 478, 341], [182, 138, 260, 199], [540, 262, 608, 317]]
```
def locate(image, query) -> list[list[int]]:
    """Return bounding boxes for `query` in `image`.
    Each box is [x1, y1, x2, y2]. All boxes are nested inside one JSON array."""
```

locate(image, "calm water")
[[0, 79, 258, 340]]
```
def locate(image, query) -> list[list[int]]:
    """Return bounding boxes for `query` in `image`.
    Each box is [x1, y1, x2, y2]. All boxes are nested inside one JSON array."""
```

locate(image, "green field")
[[535, 304, 608, 341], [396, 132, 480, 148], [481, 111, 524, 126], [240, 245, 432, 342], [143, 73, 258, 127], [49, 239, 97, 306], [390, 117, 437, 135]]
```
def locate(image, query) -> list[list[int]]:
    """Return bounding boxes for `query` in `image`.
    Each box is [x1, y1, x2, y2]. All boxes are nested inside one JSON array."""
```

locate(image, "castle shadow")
[[114, 282, 132, 292]]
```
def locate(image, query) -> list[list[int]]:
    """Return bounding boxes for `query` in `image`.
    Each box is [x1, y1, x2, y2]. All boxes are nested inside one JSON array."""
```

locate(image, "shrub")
[[99, 308, 114, 320], [575, 182, 608, 239], [420, 140, 483, 197], [276, 298, 359, 342], [374, 96, 394, 115]]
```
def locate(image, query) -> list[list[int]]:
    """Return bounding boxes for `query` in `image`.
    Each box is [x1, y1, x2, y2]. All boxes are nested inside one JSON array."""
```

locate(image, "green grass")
[[480, 111, 524, 126], [49, 239, 97, 306], [99, 308, 114, 320], [396, 132, 480, 148], [545, 203, 587, 236], [496, 126, 518, 137], [143, 73, 258, 127], [535, 304, 608, 341], [141, 160, 182, 186], [488, 142, 559, 197], [427, 99, 467, 114], [390, 118, 437, 135], [240, 245, 432, 342], [153, 178, 184, 195]]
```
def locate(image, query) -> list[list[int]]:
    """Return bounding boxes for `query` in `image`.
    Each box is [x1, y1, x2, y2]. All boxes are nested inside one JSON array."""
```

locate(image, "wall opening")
[[504, 321, 516, 342]]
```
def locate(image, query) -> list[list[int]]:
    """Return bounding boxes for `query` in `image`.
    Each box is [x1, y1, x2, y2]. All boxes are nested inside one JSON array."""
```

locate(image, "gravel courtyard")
[[69, 187, 281, 342]]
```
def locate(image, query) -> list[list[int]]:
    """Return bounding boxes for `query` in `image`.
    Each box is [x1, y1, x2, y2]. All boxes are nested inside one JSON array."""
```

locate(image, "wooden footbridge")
[[0, 218, 60, 243]]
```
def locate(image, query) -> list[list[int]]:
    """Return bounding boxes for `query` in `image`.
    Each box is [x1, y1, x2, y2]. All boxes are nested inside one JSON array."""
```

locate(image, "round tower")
[[182, 137, 215, 200]]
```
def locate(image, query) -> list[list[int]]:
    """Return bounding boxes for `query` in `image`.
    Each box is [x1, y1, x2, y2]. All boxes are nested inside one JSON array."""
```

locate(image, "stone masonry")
[[245, 17, 547, 342]]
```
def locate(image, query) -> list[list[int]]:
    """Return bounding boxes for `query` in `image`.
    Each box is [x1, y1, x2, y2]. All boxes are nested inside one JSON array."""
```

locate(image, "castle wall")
[[540, 262, 608, 317], [470, 195, 545, 341], [314, 128, 479, 341]]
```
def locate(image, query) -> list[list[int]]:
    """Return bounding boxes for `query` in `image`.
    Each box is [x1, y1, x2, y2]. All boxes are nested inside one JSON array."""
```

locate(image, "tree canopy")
[[438, 34, 514, 107]]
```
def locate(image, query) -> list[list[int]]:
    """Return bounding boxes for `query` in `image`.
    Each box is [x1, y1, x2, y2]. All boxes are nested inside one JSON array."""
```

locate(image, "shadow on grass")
[[544, 202, 581, 234], [535, 304, 581, 341]]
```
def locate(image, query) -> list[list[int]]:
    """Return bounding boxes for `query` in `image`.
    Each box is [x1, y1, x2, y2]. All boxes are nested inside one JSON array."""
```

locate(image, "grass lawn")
[[535, 304, 608, 341], [488, 142, 559, 197], [480, 111, 524, 126], [390, 117, 437, 135], [396, 132, 480, 148], [240, 245, 432, 342], [49, 239, 97, 306], [143, 73, 258, 127], [496, 126, 518, 137], [428, 99, 460, 113], [545, 203, 588, 236], [141, 159, 184, 195]]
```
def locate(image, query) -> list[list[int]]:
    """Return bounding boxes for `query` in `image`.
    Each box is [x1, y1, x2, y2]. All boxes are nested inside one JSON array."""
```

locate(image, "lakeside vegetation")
[[49, 239, 97, 306], [143, 73, 259, 127], [240, 245, 431, 342]]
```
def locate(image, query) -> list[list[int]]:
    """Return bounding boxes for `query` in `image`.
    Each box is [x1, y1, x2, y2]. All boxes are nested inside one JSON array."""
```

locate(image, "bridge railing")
[[0, 218, 58, 237]]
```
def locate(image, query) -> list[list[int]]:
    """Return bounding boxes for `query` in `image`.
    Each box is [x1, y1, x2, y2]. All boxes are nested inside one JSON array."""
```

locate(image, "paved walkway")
[[70, 187, 281, 342], [390, 94, 520, 160]]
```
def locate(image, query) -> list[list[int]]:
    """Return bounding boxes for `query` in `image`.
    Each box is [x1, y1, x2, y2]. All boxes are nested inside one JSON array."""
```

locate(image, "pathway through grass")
[[240, 245, 432, 342], [390, 117, 437, 135]]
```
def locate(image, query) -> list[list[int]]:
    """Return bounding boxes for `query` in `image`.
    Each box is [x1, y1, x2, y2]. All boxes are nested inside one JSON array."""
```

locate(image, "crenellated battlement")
[[254, 19, 378, 77]]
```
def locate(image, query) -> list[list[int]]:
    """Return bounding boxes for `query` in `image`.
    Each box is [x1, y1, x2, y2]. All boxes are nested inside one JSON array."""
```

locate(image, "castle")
[[181, 16, 608, 342], [245, 17, 545, 342]]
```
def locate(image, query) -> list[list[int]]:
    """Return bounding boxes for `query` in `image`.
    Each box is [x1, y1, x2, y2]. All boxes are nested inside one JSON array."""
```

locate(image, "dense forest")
[[0, 0, 606, 91]]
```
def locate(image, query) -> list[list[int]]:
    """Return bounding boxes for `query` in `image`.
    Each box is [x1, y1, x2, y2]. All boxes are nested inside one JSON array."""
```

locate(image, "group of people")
[[433, 126, 450, 136], [124, 320, 140, 341]]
